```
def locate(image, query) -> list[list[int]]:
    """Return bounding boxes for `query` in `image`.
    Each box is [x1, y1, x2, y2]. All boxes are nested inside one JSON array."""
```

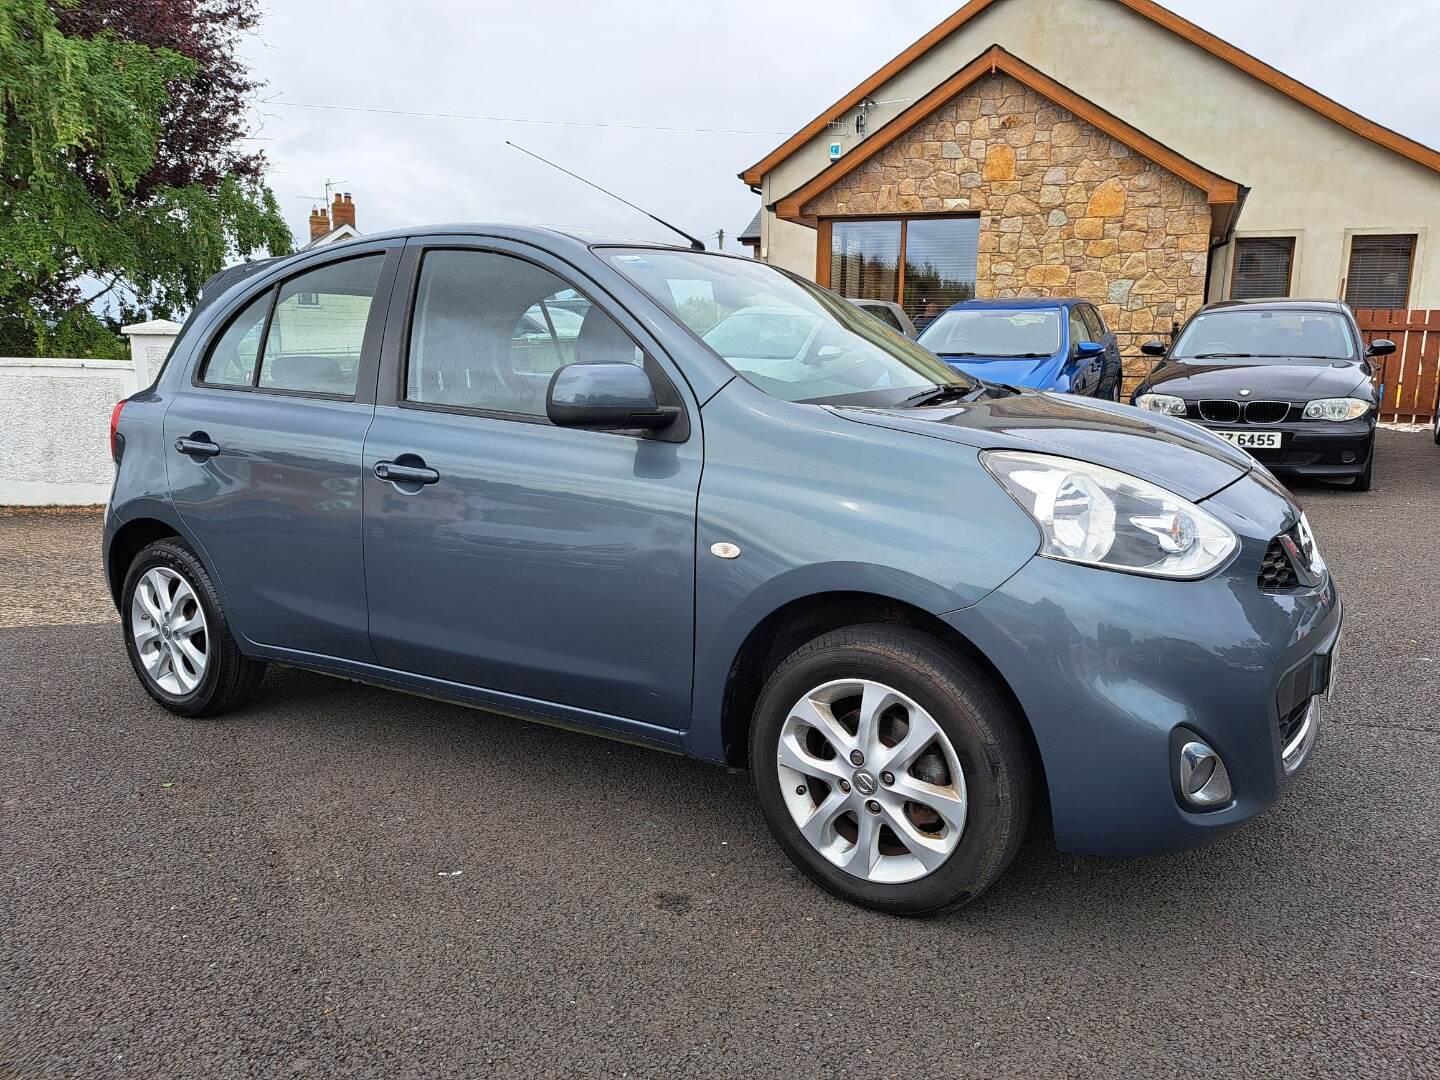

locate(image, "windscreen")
[[1170, 310, 1356, 360], [919, 308, 1063, 357], [607, 249, 972, 406]]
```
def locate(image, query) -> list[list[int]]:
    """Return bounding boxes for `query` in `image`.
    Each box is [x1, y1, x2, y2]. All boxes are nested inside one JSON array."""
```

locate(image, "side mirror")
[[1140, 340, 1168, 357], [1075, 341, 1105, 360], [546, 362, 678, 431], [1366, 338, 1396, 357]]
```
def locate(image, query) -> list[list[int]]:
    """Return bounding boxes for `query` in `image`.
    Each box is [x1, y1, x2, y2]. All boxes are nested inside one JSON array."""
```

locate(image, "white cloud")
[[239, 0, 1439, 253]]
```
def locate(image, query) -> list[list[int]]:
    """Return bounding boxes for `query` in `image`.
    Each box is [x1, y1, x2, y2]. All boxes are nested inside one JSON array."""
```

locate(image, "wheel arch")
[[715, 590, 1046, 804]]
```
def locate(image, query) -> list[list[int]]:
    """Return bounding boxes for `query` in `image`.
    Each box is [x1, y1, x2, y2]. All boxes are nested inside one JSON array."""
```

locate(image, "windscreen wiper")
[[898, 383, 988, 407], [1191, 352, 1256, 359]]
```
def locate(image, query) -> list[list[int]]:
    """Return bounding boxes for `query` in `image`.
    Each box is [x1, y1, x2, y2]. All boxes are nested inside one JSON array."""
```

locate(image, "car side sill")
[[241, 642, 688, 755]]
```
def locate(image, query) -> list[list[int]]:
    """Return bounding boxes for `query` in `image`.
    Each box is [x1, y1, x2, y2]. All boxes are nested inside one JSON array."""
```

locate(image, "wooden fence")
[[1354, 308, 1440, 423]]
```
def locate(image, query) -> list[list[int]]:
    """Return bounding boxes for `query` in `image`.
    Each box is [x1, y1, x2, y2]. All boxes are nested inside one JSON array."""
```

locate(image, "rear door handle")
[[374, 460, 440, 486], [174, 436, 220, 459]]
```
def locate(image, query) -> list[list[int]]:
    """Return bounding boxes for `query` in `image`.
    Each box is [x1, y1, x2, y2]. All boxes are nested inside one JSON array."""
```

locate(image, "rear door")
[[360, 239, 702, 730], [165, 244, 400, 659]]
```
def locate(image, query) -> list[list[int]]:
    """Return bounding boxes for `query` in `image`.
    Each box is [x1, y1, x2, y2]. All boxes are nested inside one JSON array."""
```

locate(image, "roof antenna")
[[506, 141, 707, 251]]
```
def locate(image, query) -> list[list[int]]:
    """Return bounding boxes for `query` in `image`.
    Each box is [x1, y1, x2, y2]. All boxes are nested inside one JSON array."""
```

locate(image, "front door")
[[361, 243, 701, 729], [165, 247, 396, 659]]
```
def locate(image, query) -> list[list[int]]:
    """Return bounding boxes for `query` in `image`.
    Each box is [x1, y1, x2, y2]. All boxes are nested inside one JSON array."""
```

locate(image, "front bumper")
[[1188, 416, 1374, 479], [944, 472, 1342, 856]]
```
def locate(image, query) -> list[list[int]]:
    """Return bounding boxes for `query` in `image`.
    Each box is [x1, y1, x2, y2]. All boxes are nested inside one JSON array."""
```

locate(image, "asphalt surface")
[[3, 429, 1438, 1079]]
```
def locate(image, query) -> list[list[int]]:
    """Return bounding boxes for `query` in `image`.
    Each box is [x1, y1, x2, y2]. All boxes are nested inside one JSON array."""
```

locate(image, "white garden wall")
[[0, 321, 179, 506]]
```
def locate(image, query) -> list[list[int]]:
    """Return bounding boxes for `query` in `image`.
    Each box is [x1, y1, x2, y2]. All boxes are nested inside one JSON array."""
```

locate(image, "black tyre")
[[120, 538, 266, 717], [1351, 451, 1373, 492], [1432, 410, 1439, 445], [749, 624, 1032, 915]]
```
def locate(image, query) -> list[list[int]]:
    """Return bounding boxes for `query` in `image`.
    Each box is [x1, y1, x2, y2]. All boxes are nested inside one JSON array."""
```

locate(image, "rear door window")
[[197, 254, 384, 395], [1080, 305, 1106, 339], [257, 256, 385, 396]]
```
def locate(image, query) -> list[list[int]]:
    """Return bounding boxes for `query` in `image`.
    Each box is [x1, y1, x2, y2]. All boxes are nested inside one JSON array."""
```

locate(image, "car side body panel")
[[684, 377, 1043, 763]]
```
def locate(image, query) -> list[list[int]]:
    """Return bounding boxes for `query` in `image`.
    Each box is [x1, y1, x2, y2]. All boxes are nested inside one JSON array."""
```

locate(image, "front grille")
[[1198, 399, 1240, 423], [1258, 536, 1300, 590], [1244, 400, 1290, 424]]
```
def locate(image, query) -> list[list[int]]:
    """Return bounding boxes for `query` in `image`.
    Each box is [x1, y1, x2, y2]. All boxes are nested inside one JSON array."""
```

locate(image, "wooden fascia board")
[[774, 47, 1240, 226]]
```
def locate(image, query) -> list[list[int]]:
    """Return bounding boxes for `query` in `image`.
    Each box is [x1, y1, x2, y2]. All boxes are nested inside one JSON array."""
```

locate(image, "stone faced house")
[[741, 0, 1440, 374]]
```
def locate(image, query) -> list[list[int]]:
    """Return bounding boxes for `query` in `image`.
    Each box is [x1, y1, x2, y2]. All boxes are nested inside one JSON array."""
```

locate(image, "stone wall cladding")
[[803, 72, 1212, 385]]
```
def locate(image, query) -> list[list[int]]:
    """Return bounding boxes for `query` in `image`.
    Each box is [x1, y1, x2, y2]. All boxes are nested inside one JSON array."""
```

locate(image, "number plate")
[[1216, 430, 1282, 449]]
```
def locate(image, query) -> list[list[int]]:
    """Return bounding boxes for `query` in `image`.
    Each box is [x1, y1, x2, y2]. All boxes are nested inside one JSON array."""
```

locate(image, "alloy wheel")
[[131, 567, 209, 696], [776, 679, 967, 884]]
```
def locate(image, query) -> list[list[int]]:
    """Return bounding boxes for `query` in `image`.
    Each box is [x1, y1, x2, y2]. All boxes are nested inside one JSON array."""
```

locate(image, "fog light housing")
[[1341, 450, 1356, 463], [1178, 740, 1232, 809]]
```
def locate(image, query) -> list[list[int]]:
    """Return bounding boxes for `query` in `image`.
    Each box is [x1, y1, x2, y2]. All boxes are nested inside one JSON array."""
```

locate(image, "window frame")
[[817, 213, 981, 316], [393, 243, 690, 441], [1228, 235, 1296, 300], [192, 249, 394, 402], [1341, 230, 1419, 310]]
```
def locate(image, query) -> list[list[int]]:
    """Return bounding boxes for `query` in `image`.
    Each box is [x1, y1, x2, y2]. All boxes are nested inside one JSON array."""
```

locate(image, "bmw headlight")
[[1134, 393, 1187, 417], [982, 451, 1238, 578], [1302, 397, 1370, 421]]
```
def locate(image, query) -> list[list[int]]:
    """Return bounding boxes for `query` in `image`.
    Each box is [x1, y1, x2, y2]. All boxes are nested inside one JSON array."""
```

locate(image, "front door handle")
[[174, 436, 220, 459], [374, 460, 440, 486]]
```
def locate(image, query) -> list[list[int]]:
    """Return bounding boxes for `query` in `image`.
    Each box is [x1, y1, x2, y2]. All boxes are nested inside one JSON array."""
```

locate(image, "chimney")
[[308, 205, 330, 241], [330, 192, 356, 231]]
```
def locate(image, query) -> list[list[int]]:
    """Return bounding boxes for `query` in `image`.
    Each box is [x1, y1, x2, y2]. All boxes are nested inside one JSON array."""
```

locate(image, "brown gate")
[[1354, 309, 1440, 423]]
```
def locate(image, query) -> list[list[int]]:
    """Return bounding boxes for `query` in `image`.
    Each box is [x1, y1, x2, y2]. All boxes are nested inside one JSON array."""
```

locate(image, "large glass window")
[[199, 255, 383, 394], [1230, 237, 1294, 299], [828, 217, 978, 333], [407, 250, 641, 417], [610, 248, 971, 407], [1170, 309, 1356, 361], [1344, 234, 1415, 309], [258, 256, 383, 395], [919, 308, 1062, 358]]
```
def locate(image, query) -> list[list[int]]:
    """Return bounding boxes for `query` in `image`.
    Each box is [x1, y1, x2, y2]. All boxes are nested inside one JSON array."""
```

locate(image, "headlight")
[[1303, 397, 1370, 421], [981, 451, 1238, 579], [1134, 393, 1187, 417]]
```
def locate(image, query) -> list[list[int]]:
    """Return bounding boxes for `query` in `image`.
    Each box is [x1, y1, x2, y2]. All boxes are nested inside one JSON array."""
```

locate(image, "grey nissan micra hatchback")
[[105, 226, 1341, 914]]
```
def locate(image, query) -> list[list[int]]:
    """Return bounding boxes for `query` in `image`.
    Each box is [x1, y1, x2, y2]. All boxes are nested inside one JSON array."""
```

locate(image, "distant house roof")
[[738, 210, 761, 244], [300, 223, 361, 251]]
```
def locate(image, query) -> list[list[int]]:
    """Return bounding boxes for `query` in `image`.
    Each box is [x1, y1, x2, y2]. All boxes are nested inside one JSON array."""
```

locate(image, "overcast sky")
[[238, 0, 1440, 254]]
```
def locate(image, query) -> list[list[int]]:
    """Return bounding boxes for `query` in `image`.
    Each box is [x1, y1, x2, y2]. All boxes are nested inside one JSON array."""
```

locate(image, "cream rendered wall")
[[757, 0, 1440, 307]]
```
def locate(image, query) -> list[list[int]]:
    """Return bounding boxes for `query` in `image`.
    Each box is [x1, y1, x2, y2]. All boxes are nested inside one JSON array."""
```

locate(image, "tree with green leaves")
[[0, 0, 291, 357]]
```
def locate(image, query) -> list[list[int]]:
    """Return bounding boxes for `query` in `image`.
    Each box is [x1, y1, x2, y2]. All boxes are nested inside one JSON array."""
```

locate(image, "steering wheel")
[[1196, 340, 1237, 355]]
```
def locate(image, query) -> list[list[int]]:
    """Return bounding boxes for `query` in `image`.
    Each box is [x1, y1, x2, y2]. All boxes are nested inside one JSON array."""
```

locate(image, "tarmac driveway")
[[2, 429, 1437, 1079]]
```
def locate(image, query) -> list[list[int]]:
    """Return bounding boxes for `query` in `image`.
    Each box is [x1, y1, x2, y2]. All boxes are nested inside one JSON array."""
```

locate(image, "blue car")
[[918, 297, 1124, 399], [105, 228, 1338, 914]]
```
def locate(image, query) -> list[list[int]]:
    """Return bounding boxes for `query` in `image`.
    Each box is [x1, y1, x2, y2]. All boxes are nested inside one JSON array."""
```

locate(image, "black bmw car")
[[1130, 298, 1394, 490]]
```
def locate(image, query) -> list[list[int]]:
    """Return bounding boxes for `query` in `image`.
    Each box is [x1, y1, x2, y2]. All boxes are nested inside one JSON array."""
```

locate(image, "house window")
[[828, 216, 978, 331], [1230, 237, 1294, 299], [1344, 234, 1415, 309], [296, 292, 321, 308]]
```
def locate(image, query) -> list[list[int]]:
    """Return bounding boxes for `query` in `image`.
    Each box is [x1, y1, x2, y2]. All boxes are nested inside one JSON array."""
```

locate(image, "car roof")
[[1198, 297, 1352, 314], [949, 297, 1085, 311]]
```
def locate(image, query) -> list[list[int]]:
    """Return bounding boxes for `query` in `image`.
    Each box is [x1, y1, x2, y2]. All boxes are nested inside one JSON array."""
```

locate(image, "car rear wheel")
[[749, 625, 1031, 915], [121, 538, 266, 717]]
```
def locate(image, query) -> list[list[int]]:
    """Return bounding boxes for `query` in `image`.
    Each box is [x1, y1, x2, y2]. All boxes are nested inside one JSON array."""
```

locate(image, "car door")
[[165, 244, 400, 659], [1066, 306, 1101, 396], [1081, 304, 1122, 400], [361, 240, 702, 730]]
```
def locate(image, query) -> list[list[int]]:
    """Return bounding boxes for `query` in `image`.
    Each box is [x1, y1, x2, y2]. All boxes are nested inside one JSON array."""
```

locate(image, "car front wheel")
[[750, 625, 1032, 915], [121, 538, 266, 717]]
